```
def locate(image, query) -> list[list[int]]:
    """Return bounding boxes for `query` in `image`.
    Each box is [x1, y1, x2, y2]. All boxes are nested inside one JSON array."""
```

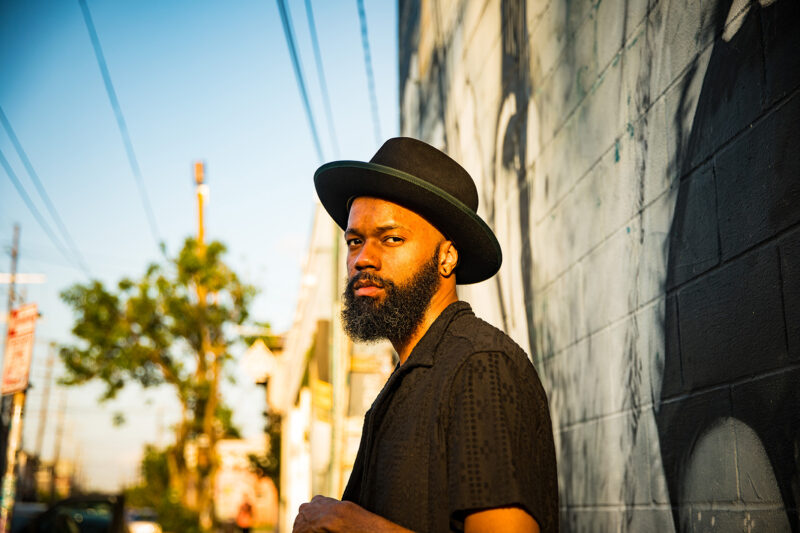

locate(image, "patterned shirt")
[[342, 301, 558, 532]]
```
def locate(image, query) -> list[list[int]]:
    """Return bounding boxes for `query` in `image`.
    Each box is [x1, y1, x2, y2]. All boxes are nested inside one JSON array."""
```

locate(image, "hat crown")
[[313, 136, 501, 284], [369, 137, 479, 212]]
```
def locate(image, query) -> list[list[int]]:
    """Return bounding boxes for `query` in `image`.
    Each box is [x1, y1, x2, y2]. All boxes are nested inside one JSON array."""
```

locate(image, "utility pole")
[[33, 343, 55, 459], [73, 441, 82, 493], [0, 252, 38, 533], [4, 225, 19, 332], [193, 161, 216, 529], [1, 226, 20, 442], [195, 162, 207, 246], [0, 390, 25, 532], [0, 226, 19, 533], [50, 389, 66, 502]]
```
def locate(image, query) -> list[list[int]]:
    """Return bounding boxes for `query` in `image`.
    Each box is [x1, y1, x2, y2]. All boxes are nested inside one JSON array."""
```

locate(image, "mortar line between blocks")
[[535, 185, 674, 296]]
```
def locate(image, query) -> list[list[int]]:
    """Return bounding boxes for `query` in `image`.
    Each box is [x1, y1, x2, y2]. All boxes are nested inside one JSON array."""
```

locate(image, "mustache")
[[346, 271, 394, 293], [341, 254, 440, 344]]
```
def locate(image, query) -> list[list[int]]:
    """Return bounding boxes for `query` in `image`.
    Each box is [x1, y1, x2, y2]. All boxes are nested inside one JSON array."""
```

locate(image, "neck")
[[392, 284, 458, 365]]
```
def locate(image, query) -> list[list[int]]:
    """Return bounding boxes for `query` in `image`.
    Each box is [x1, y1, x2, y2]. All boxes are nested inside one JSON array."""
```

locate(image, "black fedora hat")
[[314, 137, 501, 284]]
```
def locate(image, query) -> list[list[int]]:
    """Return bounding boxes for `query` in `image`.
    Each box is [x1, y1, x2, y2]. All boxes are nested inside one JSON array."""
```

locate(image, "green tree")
[[125, 445, 202, 533], [60, 238, 255, 528], [248, 409, 281, 491]]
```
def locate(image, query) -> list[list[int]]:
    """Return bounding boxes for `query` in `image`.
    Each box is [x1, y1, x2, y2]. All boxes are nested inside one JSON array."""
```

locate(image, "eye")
[[384, 236, 404, 245], [346, 237, 362, 248]]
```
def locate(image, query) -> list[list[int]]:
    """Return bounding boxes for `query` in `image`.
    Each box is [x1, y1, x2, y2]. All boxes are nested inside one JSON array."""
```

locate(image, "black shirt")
[[342, 301, 558, 532]]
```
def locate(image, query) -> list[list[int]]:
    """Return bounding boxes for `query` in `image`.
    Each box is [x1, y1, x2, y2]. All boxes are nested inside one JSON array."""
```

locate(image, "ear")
[[438, 241, 459, 278]]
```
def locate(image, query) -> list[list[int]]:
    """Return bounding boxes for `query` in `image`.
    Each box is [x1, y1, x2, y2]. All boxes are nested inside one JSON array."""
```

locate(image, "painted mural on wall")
[[490, 0, 534, 359], [399, 0, 800, 531], [659, 0, 800, 530]]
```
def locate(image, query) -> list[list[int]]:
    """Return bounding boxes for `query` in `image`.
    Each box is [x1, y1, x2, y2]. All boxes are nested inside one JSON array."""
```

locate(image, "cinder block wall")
[[398, 0, 800, 530]]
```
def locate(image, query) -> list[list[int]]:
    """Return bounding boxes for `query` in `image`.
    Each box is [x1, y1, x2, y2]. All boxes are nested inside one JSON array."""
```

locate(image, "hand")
[[292, 495, 414, 533], [293, 495, 345, 532]]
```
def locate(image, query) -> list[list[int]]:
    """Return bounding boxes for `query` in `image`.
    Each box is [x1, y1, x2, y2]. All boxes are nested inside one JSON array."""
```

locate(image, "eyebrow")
[[344, 224, 406, 236], [375, 224, 403, 232]]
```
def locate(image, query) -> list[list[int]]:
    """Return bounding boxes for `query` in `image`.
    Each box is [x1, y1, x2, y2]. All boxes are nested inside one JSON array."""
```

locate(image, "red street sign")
[[2, 303, 38, 395]]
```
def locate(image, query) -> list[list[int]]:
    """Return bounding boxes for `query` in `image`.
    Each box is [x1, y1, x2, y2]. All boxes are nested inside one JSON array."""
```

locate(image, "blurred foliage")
[[216, 403, 241, 439], [247, 409, 281, 492], [59, 236, 254, 429], [125, 445, 202, 533], [59, 238, 255, 411], [60, 237, 256, 524], [112, 411, 126, 427]]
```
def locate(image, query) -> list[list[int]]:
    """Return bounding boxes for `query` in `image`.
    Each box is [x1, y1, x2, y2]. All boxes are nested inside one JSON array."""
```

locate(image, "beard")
[[341, 251, 441, 344]]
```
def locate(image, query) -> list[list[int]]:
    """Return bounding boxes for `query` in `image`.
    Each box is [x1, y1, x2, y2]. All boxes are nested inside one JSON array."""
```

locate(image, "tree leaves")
[[60, 237, 259, 521], [59, 237, 255, 427]]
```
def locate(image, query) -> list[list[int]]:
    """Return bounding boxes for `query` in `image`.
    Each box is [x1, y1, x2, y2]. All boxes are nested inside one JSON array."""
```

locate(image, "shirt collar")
[[400, 301, 473, 369]]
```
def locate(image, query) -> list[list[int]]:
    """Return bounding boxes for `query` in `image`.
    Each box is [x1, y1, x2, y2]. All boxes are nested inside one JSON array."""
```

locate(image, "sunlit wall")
[[399, 0, 800, 530]]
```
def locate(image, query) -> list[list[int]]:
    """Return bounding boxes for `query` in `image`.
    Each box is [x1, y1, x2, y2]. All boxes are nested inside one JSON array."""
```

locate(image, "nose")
[[352, 240, 381, 272]]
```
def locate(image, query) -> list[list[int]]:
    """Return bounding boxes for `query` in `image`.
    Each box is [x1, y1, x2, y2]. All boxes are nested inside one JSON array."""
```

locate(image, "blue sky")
[[0, 0, 398, 491]]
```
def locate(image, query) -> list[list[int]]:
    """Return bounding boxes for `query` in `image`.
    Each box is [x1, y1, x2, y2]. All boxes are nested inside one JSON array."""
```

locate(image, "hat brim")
[[314, 160, 502, 284]]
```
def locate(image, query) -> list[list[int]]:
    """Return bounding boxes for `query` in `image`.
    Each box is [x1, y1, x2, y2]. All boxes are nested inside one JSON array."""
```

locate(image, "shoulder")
[[443, 308, 533, 371], [439, 308, 550, 410]]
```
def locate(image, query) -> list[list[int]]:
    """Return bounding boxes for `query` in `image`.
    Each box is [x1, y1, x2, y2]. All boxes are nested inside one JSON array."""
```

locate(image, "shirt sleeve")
[[446, 351, 555, 530]]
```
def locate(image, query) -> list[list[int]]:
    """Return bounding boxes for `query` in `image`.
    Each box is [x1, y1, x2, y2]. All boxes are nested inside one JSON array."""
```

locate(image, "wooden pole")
[[193, 161, 216, 529], [0, 226, 20, 533], [0, 391, 25, 533], [33, 343, 55, 459], [50, 390, 66, 502], [194, 161, 206, 246], [1, 227, 20, 438]]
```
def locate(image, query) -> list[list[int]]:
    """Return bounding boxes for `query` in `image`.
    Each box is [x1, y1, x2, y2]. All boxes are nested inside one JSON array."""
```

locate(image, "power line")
[[17, 243, 138, 271], [77, 0, 163, 253], [276, 0, 325, 163], [356, 0, 382, 146], [0, 148, 77, 271], [304, 0, 340, 158], [3, 249, 83, 272], [0, 107, 92, 278]]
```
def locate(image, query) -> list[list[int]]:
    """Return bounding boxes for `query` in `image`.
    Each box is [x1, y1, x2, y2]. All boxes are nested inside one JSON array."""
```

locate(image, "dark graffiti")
[[496, 0, 536, 361], [659, 0, 800, 530]]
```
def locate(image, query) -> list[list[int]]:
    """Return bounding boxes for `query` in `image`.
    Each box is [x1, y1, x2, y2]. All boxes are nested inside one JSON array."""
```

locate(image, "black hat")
[[314, 137, 501, 284]]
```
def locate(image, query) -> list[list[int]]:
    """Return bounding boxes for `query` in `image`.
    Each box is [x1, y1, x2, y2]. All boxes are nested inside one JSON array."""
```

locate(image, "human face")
[[341, 248, 439, 343], [344, 196, 446, 299], [341, 197, 446, 343]]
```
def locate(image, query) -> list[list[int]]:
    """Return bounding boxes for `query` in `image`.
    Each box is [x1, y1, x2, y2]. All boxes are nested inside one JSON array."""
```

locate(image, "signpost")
[[0, 304, 38, 533], [1, 304, 38, 395]]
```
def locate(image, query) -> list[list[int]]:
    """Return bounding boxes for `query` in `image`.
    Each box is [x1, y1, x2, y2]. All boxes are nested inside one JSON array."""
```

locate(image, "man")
[[293, 137, 558, 532]]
